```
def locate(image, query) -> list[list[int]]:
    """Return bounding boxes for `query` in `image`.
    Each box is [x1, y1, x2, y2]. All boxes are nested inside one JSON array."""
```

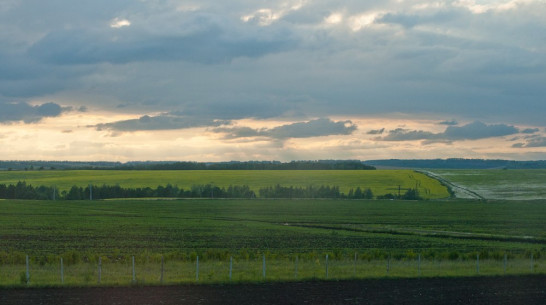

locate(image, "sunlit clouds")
[[110, 18, 131, 28]]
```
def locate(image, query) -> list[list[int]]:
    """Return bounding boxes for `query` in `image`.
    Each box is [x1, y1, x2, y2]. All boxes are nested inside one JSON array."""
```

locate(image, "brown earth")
[[1, 275, 545, 305]]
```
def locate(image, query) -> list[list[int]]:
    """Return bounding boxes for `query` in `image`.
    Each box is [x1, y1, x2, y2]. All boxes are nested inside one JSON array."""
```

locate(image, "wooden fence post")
[[60, 257, 64, 284], [229, 256, 233, 281], [531, 253, 534, 273], [132, 256, 136, 283], [196, 256, 199, 282], [262, 254, 266, 280], [476, 254, 480, 274], [325, 254, 329, 279], [160, 255, 164, 284], [295, 256, 298, 279], [353, 252, 357, 277], [98, 257, 102, 284], [26, 255, 30, 285], [504, 253, 507, 275], [418, 254, 421, 277]]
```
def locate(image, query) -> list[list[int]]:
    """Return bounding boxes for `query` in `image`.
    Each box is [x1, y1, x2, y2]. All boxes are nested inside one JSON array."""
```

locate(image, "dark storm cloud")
[[214, 118, 357, 140], [93, 114, 230, 132], [0, 101, 65, 123], [381, 121, 520, 141]]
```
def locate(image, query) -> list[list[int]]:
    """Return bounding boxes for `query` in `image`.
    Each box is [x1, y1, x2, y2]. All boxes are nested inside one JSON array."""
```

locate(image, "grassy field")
[[1, 257, 543, 286], [431, 169, 546, 200], [1, 199, 544, 259], [1, 198, 545, 286], [0, 170, 450, 199]]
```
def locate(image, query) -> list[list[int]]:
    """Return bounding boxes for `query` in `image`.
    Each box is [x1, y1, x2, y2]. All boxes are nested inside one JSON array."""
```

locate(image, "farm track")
[[1, 275, 545, 305], [289, 223, 546, 245], [416, 170, 485, 200]]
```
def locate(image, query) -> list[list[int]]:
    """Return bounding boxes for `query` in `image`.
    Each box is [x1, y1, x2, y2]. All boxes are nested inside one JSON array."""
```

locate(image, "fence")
[[1, 253, 543, 286]]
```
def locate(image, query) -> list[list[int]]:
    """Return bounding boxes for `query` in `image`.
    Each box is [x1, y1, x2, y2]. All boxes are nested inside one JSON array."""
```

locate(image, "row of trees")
[[258, 185, 374, 199], [115, 160, 376, 170], [0, 181, 420, 200]]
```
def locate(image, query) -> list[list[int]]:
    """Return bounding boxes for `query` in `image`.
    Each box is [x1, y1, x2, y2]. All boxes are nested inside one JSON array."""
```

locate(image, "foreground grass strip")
[[1, 257, 544, 287]]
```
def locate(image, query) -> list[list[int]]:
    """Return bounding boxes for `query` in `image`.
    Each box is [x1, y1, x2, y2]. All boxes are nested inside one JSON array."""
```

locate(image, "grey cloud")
[[512, 137, 546, 148], [443, 121, 519, 140], [0, 101, 65, 123], [1, 0, 546, 126], [378, 10, 460, 28], [381, 128, 439, 141], [521, 128, 539, 134], [214, 118, 357, 140], [381, 121, 520, 141], [28, 15, 295, 65], [94, 114, 230, 132], [367, 128, 385, 135]]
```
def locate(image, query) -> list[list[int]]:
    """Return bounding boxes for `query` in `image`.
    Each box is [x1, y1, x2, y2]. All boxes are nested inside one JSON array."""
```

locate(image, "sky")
[[1, 0, 545, 162]]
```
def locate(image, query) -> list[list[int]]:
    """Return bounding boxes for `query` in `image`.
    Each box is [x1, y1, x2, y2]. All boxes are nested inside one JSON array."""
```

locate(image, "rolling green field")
[[1, 198, 545, 285], [0, 170, 450, 199], [1, 199, 544, 258], [431, 169, 546, 200]]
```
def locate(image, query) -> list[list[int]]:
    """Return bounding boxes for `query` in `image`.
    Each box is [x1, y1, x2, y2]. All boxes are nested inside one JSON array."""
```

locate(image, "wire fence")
[[1, 253, 543, 286]]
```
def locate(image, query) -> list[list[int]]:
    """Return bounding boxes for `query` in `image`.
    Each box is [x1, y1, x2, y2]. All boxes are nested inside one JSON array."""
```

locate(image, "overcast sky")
[[1, 0, 545, 161]]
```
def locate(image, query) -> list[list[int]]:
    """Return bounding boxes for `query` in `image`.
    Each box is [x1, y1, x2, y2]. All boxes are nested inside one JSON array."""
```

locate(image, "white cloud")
[[348, 12, 382, 31], [241, 0, 308, 26], [110, 18, 131, 28], [453, 0, 538, 14], [324, 12, 343, 25]]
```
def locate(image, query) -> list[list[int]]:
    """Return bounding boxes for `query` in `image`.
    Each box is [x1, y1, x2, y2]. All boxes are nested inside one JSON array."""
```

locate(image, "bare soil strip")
[[1, 275, 544, 305]]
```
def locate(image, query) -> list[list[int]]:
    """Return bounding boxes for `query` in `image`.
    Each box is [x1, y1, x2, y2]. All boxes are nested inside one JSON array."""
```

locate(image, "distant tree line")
[[0, 160, 376, 171], [113, 160, 376, 171], [0, 181, 423, 200], [365, 158, 546, 169]]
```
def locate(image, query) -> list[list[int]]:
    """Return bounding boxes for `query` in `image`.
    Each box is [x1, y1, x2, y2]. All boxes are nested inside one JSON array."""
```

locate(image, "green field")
[[1, 198, 545, 286], [0, 170, 450, 199], [430, 169, 546, 200], [1, 199, 544, 258]]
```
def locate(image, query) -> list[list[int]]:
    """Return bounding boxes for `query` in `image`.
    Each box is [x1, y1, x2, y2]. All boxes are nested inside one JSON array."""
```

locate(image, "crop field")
[[0, 198, 545, 286], [430, 169, 546, 200], [1, 199, 544, 257], [0, 170, 450, 199]]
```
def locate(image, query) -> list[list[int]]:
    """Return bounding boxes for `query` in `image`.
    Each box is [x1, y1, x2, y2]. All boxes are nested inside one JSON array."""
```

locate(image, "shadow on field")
[[1, 275, 545, 305]]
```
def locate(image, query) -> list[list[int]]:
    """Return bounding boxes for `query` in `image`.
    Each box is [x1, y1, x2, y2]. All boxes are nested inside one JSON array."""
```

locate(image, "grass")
[[0, 199, 544, 258], [431, 169, 546, 200], [0, 170, 450, 199], [1, 257, 543, 286], [1, 197, 545, 286]]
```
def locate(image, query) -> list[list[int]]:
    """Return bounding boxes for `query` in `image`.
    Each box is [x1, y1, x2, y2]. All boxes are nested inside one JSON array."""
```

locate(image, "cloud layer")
[[0, 101, 65, 123], [214, 118, 357, 140], [381, 121, 521, 141], [1, 1, 545, 160]]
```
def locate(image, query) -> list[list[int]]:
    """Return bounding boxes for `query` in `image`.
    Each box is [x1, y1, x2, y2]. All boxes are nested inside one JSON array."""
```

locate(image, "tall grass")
[[1, 256, 543, 287]]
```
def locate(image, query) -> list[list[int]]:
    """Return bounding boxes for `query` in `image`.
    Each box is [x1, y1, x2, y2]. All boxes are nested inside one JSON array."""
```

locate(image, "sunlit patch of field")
[[0, 170, 450, 199]]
